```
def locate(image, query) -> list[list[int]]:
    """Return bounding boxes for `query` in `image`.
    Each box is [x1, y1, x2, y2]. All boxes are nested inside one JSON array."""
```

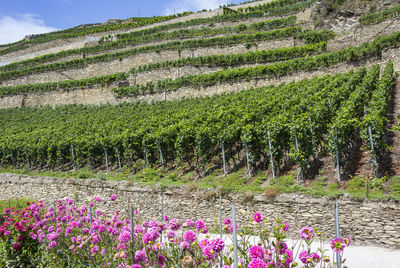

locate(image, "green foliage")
[[359, 4, 400, 25]]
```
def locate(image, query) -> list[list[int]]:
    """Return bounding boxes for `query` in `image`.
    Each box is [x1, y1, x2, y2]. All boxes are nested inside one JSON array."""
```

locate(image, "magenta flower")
[[91, 245, 99, 254], [183, 230, 197, 243], [179, 241, 191, 251], [135, 249, 146, 263], [12, 242, 21, 251], [284, 249, 293, 265], [94, 196, 102, 202], [331, 237, 346, 252], [299, 250, 311, 264], [283, 222, 289, 231], [49, 241, 57, 248], [17, 235, 24, 242], [199, 238, 210, 250], [167, 231, 176, 240], [195, 220, 205, 231], [169, 219, 181, 231], [119, 231, 131, 243], [211, 238, 224, 253], [201, 225, 209, 234], [249, 245, 264, 259], [202, 245, 215, 260], [110, 194, 117, 201], [186, 219, 194, 227], [300, 226, 314, 241], [223, 218, 232, 225], [253, 213, 263, 223], [248, 258, 267, 268], [157, 255, 166, 266], [163, 215, 169, 221], [132, 265, 141, 268], [311, 253, 321, 263]]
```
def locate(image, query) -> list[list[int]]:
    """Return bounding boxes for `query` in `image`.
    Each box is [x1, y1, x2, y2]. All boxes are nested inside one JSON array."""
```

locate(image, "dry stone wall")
[[0, 38, 297, 87], [1, 46, 399, 109], [0, 173, 399, 248]]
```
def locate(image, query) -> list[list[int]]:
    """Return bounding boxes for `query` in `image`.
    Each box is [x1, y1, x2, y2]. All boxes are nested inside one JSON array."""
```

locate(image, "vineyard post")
[[232, 205, 239, 268], [335, 128, 341, 182], [158, 141, 164, 167], [219, 195, 223, 268], [116, 149, 122, 172], [294, 131, 303, 183], [8, 200, 10, 218], [160, 190, 164, 243], [221, 142, 227, 175], [244, 135, 250, 176], [130, 204, 135, 262], [89, 206, 93, 234], [144, 144, 149, 168], [16, 198, 19, 209], [334, 200, 341, 268], [267, 131, 276, 178], [104, 148, 109, 173], [368, 126, 377, 175], [71, 145, 75, 170]]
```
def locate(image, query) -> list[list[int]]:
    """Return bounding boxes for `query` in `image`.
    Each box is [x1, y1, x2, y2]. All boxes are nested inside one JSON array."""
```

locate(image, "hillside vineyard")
[[0, 0, 399, 182]]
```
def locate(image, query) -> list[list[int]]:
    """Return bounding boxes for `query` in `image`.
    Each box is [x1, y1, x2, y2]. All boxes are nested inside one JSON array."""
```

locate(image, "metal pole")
[[219, 195, 223, 268], [334, 200, 341, 268], [89, 206, 93, 234], [335, 128, 341, 182], [222, 143, 227, 175], [368, 126, 375, 152], [232, 205, 238, 268], [130, 204, 135, 262], [267, 131, 275, 178], [8, 200, 10, 218], [161, 191, 164, 243]]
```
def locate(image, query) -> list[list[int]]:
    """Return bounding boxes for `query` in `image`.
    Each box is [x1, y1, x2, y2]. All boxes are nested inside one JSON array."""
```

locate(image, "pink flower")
[[211, 238, 224, 253], [223, 218, 232, 225], [163, 215, 169, 221], [169, 219, 181, 231], [186, 219, 194, 227], [199, 238, 210, 250], [331, 237, 346, 253], [248, 258, 267, 268], [300, 226, 314, 241], [202, 245, 216, 260], [12, 242, 21, 251], [135, 249, 146, 263], [311, 253, 321, 263], [183, 230, 197, 243], [345, 236, 351, 247], [253, 213, 263, 223], [284, 249, 293, 265], [17, 235, 24, 242], [48, 241, 57, 248], [94, 196, 102, 202], [119, 231, 131, 243], [283, 222, 289, 231], [249, 245, 264, 259], [195, 220, 205, 231], [167, 231, 176, 240], [299, 250, 311, 264], [179, 241, 191, 251], [91, 245, 99, 254], [110, 194, 117, 201], [157, 255, 166, 266]]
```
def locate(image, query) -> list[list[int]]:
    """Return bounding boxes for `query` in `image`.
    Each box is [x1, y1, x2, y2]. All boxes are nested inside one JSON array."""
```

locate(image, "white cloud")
[[162, 0, 230, 15], [0, 14, 58, 45]]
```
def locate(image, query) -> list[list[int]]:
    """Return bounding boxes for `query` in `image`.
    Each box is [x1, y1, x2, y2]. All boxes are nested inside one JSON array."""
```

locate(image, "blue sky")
[[0, 0, 244, 45]]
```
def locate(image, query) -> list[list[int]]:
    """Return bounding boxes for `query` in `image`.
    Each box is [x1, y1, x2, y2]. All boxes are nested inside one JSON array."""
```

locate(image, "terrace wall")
[[0, 173, 399, 248]]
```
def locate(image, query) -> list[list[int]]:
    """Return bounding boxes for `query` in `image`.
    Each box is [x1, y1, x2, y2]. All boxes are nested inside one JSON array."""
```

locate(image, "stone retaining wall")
[[0, 173, 399, 248]]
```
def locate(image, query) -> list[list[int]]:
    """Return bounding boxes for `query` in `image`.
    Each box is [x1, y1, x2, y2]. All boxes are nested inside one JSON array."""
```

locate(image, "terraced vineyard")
[[1, 0, 400, 198]]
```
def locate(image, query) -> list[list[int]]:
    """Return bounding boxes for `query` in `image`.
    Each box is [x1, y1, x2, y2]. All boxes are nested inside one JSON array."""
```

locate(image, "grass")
[[0, 198, 33, 213], [1, 165, 399, 201]]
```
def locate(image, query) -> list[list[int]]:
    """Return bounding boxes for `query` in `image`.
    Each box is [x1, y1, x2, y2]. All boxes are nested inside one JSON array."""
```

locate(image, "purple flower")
[[201, 225, 209, 234], [249, 245, 264, 259], [157, 255, 166, 266], [199, 238, 210, 250], [135, 249, 146, 263], [300, 226, 314, 241], [311, 253, 321, 263], [223, 218, 232, 225], [284, 249, 293, 265], [179, 241, 191, 251], [132, 265, 141, 268], [89, 202, 94, 207], [163, 215, 169, 221], [186, 219, 194, 227], [283, 222, 289, 231], [253, 213, 263, 223], [167, 231, 176, 240], [331, 237, 346, 253], [195, 220, 205, 231], [110, 194, 117, 201], [183, 230, 197, 243], [299, 250, 311, 264], [91, 245, 99, 254], [202, 245, 215, 260], [119, 231, 131, 243], [248, 258, 267, 268], [94, 196, 102, 202], [211, 238, 224, 253], [101, 248, 107, 256], [49, 241, 57, 248], [12, 242, 21, 251], [345, 236, 351, 247], [169, 219, 181, 231]]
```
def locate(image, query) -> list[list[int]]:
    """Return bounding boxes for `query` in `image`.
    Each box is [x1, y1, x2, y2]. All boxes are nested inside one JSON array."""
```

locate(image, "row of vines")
[[0, 62, 393, 180]]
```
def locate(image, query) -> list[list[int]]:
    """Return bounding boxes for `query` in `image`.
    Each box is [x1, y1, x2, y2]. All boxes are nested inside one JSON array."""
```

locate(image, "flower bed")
[[0, 195, 350, 267]]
